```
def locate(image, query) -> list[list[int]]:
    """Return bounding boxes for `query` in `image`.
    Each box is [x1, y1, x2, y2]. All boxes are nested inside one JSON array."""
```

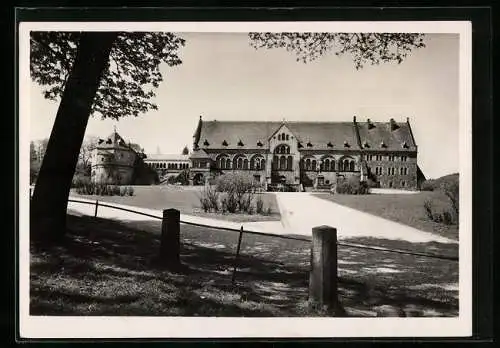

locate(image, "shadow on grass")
[[30, 214, 458, 317]]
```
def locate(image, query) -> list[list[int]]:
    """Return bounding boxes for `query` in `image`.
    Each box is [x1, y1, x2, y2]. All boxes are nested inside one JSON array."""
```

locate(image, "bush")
[[421, 180, 436, 191], [239, 193, 253, 213], [120, 186, 128, 196], [198, 185, 220, 212], [221, 193, 238, 213], [127, 186, 134, 196], [423, 200, 434, 221], [336, 177, 369, 195], [441, 180, 459, 220]]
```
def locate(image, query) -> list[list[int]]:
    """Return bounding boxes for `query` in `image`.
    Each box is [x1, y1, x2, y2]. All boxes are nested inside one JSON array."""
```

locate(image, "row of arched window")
[[148, 162, 189, 170], [277, 133, 290, 141], [272, 155, 293, 171], [216, 155, 266, 170], [302, 157, 356, 172], [274, 144, 290, 154]]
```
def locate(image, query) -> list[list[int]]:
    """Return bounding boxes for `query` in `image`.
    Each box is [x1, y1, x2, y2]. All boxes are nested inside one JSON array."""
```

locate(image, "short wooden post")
[[309, 225, 344, 315], [94, 200, 99, 218], [231, 226, 244, 284], [160, 208, 181, 267]]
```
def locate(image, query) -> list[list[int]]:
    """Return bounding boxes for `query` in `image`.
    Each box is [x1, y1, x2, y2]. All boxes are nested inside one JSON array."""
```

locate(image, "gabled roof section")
[[356, 118, 417, 151], [197, 120, 360, 150], [96, 130, 133, 151]]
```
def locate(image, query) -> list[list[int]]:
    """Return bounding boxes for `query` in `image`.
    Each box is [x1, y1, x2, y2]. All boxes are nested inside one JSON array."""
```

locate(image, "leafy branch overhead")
[[248, 33, 426, 68], [30, 32, 185, 120]]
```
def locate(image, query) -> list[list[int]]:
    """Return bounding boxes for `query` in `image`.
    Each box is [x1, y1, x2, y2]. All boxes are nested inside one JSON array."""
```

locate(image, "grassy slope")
[[30, 213, 458, 317], [314, 191, 459, 241], [73, 185, 281, 223]]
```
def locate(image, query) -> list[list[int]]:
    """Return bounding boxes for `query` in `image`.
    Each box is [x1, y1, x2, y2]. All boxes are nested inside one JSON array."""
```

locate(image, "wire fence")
[[66, 197, 458, 261]]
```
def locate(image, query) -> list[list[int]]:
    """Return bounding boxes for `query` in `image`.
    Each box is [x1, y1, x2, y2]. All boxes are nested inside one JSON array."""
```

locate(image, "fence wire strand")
[[67, 198, 458, 262]]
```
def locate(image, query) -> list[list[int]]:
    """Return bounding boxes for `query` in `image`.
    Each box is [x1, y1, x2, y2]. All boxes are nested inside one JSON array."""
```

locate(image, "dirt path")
[[274, 193, 457, 243]]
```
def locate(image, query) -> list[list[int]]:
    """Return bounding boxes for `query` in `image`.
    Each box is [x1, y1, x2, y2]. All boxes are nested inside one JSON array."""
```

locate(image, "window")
[[279, 156, 286, 170], [243, 159, 249, 170], [287, 156, 293, 170], [286, 134, 289, 140], [401, 156, 407, 162], [312, 159, 317, 171], [389, 181, 393, 188], [401, 181, 406, 187], [305, 158, 311, 171], [400, 167, 404, 175], [349, 161, 355, 171]]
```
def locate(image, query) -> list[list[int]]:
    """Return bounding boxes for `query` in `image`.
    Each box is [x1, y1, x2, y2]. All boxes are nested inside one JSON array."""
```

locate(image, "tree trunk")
[[30, 32, 118, 243]]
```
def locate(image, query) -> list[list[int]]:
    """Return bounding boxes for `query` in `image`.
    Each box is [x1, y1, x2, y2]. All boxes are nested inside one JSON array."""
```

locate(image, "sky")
[[29, 32, 460, 179]]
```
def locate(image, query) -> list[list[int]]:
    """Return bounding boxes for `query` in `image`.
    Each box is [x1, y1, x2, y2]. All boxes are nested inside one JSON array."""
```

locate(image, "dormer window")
[[237, 140, 244, 146], [222, 140, 228, 146], [307, 141, 313, 147], [327, 142, 333, 148], [344, 141, 350, 148], [363, 141, 370, 148], [297, 142, 303, 149], [401, 141, 409, 149], [257, 141, 263, 147], [203, 139, 210, 146], [380, 141, 387, 148], [98, 139, 104, 144]]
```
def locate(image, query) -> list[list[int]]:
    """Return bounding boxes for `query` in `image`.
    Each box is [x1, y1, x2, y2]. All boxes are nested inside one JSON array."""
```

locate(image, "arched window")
[[237, 157, 243, 169], [286, 134, 289, 140], [260, 158, 265, 170], [279, 156, 286, 170], [349, 161, 355, 172], [243, 158, 249, 170], [250, 155, 264, 170], [323, 159, 330, 171], [330, 159, 336, 171], [274, 144, 290, 155], [287, 156, 293, 170], [226, 158, 231, 169], [312, 159, 317, 171], [272, 156, 278, 170], [305, 158, 311, 171]]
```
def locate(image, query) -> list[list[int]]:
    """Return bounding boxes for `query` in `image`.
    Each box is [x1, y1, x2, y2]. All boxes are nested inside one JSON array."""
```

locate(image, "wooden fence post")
[[231, 226, 244, 284], [94, 200, 99, 218], [160, 208, 181, 268], [309, 225, 345, 315]]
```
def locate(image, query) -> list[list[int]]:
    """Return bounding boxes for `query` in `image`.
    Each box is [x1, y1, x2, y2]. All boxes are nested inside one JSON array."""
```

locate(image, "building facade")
[[143, 154, 190, 180], [91, 130, 143, 185], [189, 116, 422, 190]]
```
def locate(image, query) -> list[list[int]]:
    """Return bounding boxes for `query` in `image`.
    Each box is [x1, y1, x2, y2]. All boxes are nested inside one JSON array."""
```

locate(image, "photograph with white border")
[[19, 20, 472, 338]]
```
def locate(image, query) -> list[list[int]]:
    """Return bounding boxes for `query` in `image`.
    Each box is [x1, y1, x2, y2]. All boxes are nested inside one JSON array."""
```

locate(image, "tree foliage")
[[182, 145, 189, 155], [248, 33, 425, 69], [30, 31, 185, 119]]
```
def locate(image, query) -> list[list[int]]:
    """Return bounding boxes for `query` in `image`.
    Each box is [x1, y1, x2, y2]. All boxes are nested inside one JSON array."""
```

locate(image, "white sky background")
[[30, 32, 459, 179]]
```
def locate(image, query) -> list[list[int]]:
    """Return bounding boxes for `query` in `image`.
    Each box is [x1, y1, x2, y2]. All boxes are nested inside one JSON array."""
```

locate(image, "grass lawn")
[[313, 191, 459, 241], [73, 185, 281, 223], [30, 213, 458, 317]]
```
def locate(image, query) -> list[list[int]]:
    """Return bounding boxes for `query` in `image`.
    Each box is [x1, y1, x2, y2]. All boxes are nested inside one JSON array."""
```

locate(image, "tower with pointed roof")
[[91, 129, 140, 185]]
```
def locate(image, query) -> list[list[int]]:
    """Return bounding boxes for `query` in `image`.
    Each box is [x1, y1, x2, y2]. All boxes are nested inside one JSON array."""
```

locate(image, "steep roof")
[[189, 149, 211, 159], [356, 119, 417, 152], [197, 120, 359, 150], [96, 131, 132, 151]]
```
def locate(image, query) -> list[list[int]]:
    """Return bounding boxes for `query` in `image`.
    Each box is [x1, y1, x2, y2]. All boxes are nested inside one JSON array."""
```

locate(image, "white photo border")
[[18, 20, 472, 339]]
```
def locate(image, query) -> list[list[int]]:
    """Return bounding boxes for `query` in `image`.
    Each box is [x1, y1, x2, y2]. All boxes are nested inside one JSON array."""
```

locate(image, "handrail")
[[67, 197, 458, 262]]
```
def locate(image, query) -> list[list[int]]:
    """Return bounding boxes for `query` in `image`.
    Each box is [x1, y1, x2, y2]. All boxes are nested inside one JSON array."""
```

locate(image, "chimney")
[[353, 115, 357, 123]]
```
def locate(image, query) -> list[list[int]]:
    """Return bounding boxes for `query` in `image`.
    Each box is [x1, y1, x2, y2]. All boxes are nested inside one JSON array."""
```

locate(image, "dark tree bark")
[[30, 32, 118, 243]]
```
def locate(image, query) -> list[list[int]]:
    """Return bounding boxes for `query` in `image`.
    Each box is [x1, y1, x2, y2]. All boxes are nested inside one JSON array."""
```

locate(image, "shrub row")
[[75, 183, 134, 196], [199, 173, 271, 215]]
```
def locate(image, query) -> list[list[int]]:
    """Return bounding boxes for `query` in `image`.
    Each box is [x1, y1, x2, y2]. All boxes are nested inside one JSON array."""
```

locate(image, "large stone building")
[[189, 116, 423, 190], [91, 130, 146, 185]]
